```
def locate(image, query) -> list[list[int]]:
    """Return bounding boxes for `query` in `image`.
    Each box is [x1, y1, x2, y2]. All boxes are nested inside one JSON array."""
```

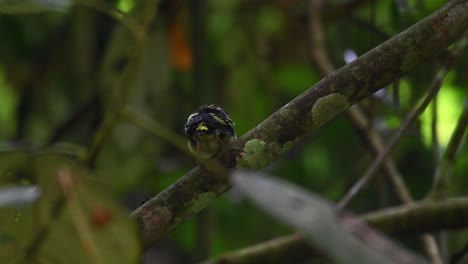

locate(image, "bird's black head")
[[184, 105, 235, 140]]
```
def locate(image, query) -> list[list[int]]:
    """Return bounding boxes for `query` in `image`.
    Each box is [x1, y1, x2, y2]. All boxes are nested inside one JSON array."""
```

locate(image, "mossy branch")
[[130, 0, 468, 249]]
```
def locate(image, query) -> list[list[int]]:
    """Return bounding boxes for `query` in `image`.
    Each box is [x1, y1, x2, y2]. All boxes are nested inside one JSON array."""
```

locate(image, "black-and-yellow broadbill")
[[184, 105, 236, 159]]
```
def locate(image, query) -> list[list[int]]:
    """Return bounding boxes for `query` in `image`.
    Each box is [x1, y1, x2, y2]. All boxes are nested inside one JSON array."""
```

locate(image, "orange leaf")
[[169, 19, 193, 71]]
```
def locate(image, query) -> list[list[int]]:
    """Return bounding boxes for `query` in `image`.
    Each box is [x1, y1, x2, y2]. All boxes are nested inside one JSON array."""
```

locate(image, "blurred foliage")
[[0, 147, 140, 263], [0, 0, 466, 263]]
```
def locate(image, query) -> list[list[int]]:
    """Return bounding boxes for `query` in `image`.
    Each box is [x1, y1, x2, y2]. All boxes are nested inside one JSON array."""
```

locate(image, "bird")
[[184, 105, 236, 159]]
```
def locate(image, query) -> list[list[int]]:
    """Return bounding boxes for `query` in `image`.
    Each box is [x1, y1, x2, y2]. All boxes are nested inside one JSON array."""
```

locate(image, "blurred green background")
[[0, 0, 466, 263]]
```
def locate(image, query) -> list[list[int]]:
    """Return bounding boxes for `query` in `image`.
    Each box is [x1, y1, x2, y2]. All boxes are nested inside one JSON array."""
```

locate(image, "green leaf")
[[0, 148, 141, 263]]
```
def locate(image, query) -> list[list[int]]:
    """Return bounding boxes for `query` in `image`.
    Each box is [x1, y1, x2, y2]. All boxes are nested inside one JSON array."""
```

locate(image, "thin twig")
[[427, 33, 468, 201], [345, 108, 412, 203], [121, 107, 228, 176], [337, 66, 446, 210], [57, 168, 103, 264], [76, 0, 141, 39], [429, 102, 468, 199], [432, 92, 441, 168], [308, 0, 333, 75], [203, 198, 468, 264], [47, 96, 99, 144], [430, 66, 446, 262], [121, 107, 188, 154], [86, 0, 158, 165]]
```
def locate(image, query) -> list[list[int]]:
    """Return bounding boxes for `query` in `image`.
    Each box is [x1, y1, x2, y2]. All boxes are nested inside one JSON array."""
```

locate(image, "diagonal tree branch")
[[130, 0, 468, 249]]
